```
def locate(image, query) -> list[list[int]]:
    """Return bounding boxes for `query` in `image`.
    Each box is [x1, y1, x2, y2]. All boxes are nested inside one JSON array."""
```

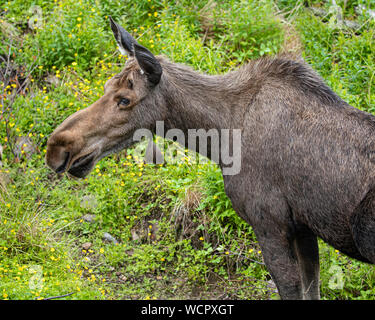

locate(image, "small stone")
[[119, 274, 127, 282], [14, 136, 37, 160], [343, 20, 360, 30], [82, 242, 92, 250], [356, 5, 375, 20], [80, 195, 98, 210], [45, 74, 59, 86], [103, 232, 118, 244], [309, 7, 328, 17], [82, 214, 96, 223], [131, 229, 140, 241], [0, 171, 10, 187]]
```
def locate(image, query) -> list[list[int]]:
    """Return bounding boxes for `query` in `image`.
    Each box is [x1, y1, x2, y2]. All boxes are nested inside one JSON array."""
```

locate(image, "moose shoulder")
[[46, 17, 375, 300]]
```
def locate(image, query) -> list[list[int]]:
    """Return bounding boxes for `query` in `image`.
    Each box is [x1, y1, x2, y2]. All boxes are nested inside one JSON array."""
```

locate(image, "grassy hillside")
[[0, 0, 375, 300]]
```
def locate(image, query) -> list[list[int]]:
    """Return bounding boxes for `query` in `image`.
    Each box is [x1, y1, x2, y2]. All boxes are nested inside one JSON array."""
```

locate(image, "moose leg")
[[293, 225, 320, 300], [241, 188, 306, 300], [350, 188, 375, 263], [253, 223, 304, 300]]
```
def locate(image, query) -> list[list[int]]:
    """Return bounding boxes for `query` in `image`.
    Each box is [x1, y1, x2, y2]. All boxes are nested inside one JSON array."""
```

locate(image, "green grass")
[[1, 0, 375, 300]]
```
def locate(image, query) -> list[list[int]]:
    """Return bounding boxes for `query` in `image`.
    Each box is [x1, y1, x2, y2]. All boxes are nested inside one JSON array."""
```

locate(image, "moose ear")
[[133, 43, 162, 85], [109, 16, 137, 57]]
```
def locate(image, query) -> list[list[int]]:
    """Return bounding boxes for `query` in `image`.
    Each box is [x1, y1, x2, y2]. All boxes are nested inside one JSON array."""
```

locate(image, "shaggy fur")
[[47, 25, 375, 300]]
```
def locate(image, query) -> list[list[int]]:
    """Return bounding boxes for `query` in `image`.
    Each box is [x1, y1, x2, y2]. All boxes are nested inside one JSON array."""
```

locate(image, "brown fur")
[[47, 23, 375, 300]]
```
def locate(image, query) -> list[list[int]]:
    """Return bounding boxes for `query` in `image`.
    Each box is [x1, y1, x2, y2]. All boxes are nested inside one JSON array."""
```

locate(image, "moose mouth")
[[54, 137, 134, 179], [67, 151, 96, 178]]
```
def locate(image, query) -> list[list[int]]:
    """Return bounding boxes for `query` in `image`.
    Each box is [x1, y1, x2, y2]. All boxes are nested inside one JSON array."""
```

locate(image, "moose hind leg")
[[350, 188, 375, 264], [253, 222, 304, 300], [293, 224, 320, 300], [243, 185, 313, 299], [248, 193, 307, 300]]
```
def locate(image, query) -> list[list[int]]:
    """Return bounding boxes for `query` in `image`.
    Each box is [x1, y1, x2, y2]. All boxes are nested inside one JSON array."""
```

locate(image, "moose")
[[46, 17, 375, 300]]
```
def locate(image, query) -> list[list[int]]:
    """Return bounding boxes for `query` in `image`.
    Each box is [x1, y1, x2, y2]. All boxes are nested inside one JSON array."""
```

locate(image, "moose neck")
[[148, 58, 246, 170], [158, 59, 243, 133]]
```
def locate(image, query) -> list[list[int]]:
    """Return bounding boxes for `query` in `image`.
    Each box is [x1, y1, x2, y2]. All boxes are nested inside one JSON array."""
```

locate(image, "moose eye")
[[118, 98, 130, 107]]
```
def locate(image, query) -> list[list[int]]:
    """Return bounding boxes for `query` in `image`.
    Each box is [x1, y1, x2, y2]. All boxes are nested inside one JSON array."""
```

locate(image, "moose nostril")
[[56, 152, 70, 174]]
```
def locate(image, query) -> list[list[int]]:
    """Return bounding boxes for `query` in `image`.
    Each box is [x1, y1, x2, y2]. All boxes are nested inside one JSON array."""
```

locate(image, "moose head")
[[46, 17, 166, 178]]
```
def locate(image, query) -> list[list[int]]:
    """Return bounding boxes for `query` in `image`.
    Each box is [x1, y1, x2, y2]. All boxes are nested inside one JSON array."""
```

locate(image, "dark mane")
[[159, 55, 343, 107], [247, 57, 343, 106]]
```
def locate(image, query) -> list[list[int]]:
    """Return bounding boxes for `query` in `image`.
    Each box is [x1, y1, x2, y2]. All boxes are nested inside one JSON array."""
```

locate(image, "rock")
[[325, 1, 361, 30], [0, 145, 10, 188], [45, 74, 59, 86], [80, 195, 98, 210], [356, 5, 375, 20], [0, 171, 10, 188], [82, 214, 96, 223], [28, 5, 43, 30], [0, 19, 20, 40], [309, 7, 328, 18], [131, 229, 140, 241], [343, 20, 360, 30], [103, 232, 118, 244], [328, 1, 344, 26], [14, 136, 37, 160], [82, 242, 92, 250], [119, 274, 127, 282]]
